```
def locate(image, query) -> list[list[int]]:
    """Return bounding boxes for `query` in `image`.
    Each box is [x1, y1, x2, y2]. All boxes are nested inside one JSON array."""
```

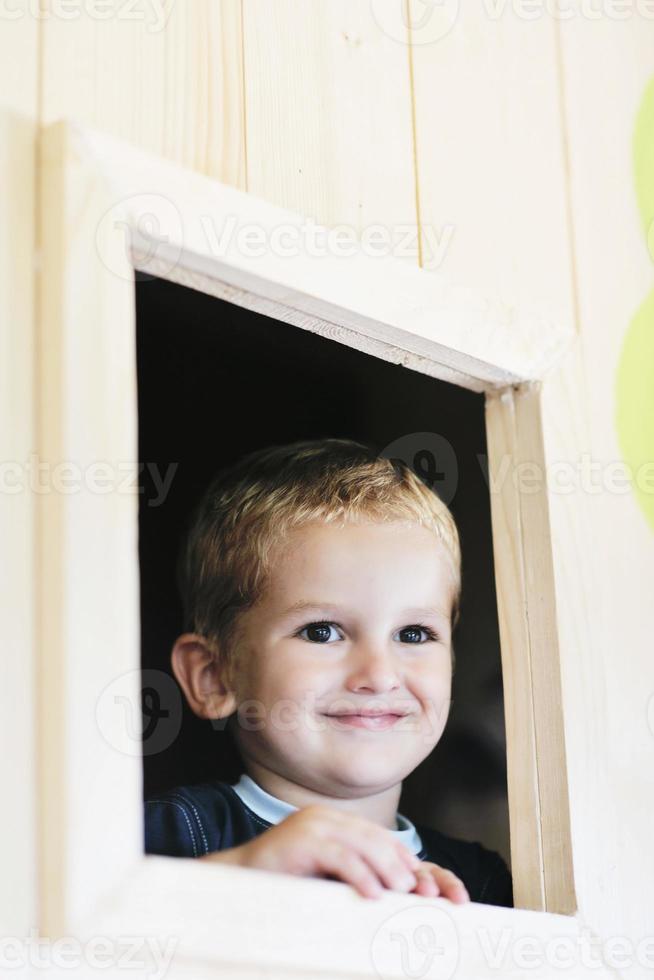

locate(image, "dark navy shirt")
[[144, 777, 513, 907]]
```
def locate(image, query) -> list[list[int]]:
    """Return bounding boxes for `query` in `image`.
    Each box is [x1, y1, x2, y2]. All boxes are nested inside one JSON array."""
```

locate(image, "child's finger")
[[411, 862, 471, 903], [323, 824, 419, 894], [431, 866, 470, 903], [412, 868, 440, 897], [314, 841, 386, 899], [397, 843, 423, 872], [447, 882, 471, 904]]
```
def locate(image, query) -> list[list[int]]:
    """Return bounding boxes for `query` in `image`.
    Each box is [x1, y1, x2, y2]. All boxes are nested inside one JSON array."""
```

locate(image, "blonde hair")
[[177, 438, 462, 683]]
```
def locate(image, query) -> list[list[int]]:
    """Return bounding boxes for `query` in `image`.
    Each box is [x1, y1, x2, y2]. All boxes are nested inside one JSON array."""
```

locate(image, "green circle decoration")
[[615, 75, 654, 532]]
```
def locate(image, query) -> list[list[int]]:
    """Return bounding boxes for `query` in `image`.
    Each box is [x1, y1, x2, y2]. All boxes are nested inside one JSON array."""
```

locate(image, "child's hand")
[[199, 805, 468, 902], [410, 860, 470, 904]]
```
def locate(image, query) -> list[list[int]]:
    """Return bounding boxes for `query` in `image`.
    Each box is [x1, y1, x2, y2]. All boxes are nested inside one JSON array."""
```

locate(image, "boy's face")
[[226, 520, 455, 800]]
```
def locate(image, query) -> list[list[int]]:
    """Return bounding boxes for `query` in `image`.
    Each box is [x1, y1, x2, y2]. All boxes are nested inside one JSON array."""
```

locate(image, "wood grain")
[[0, 11, 39, 937], [40, 0, 246, 185]]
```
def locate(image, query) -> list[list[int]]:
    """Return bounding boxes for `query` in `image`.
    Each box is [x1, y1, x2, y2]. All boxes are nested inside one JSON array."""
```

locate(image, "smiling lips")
[[325, 711, 407, 731]]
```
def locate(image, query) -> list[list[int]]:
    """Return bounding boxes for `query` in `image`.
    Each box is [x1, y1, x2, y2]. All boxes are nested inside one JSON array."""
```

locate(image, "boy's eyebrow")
[[281, 600, 451, 624]]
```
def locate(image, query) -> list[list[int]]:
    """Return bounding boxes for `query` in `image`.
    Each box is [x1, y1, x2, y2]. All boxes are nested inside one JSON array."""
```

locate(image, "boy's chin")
[[319, 751, 419, 792]]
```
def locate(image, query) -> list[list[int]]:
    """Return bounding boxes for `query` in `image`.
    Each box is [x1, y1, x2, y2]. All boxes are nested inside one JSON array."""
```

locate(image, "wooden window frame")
[[36, 119, 590, 978]]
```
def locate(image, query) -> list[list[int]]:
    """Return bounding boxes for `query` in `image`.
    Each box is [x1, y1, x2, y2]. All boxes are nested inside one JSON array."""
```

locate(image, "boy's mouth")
[[324, 710, 408, 731]]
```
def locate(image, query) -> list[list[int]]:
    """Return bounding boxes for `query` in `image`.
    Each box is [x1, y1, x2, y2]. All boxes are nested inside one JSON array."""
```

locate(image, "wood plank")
[[551, 14, 654, 940], [40, 0, 245, 184], [485, 387, 547, 911], [242, 0, 417, 241], [513, 381, 575, 913], [78, 856, 616, 980], [0, 12, 39, 936], [408, 1, 575, 324], [37, 118, 143, 936], [486, 381, 576, 915]]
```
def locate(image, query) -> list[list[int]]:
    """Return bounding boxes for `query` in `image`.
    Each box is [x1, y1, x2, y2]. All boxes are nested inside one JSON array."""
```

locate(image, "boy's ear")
[[170, 633, 237, 721]]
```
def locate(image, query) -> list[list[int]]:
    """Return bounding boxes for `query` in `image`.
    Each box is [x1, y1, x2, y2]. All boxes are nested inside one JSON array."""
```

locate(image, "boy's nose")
[[345, 642, 402, 693]]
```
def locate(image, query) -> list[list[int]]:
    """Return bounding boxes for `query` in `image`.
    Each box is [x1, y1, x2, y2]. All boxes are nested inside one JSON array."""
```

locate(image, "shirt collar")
[[230, 773, 424, 855]]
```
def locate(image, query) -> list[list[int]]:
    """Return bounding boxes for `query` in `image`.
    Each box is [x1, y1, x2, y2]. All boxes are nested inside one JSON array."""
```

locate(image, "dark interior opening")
[[136, 274, 511, 868]]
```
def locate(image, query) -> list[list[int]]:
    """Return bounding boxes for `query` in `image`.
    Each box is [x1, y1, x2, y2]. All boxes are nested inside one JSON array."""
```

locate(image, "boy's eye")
[[396, 624, 439, 644], [297, 621, 341, 643]]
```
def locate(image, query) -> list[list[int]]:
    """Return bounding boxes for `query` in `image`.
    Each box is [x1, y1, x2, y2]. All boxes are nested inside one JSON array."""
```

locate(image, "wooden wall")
[[0, 10, 38, 937], [3, 0, 653, 943], [553, 18, 654, 941]]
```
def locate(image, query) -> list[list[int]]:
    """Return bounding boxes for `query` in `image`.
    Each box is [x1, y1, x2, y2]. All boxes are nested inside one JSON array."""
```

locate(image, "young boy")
[[144, 438, 513, 906]]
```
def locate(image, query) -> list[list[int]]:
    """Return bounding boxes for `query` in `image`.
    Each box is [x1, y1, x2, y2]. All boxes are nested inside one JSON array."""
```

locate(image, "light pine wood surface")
[[0, 10, 39, 939]]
